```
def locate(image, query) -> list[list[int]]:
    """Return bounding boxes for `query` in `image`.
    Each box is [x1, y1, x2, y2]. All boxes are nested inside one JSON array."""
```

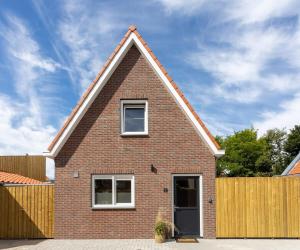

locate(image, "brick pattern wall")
[[54, 45, 216, 239]]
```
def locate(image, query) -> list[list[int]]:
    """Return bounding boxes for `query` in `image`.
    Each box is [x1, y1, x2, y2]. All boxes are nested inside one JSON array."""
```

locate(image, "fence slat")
[[216, 177, 300, 238], [0, 185, 54, 239], [0, 156, 46, 181]]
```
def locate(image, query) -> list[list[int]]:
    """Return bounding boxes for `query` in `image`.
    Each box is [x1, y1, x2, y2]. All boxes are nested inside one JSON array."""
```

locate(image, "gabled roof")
[[0, 171, 43, 185], [282, 151, 300, 175], [45, 25, 225, 158]]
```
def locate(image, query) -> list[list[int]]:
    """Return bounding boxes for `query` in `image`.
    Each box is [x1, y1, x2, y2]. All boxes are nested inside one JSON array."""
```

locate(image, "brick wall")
[[54, 45, 216, 239]]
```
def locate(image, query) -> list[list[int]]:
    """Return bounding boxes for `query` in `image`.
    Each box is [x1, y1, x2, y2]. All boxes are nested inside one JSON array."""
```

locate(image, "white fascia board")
[[47, 36, 135, 158], [47, 32, 224, 158], [131, 33, 224, 156], [214, 149, 225, 158]]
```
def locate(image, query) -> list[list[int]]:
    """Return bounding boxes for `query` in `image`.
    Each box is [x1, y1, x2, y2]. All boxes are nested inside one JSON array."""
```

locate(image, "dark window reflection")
[[95, 179, 112, 204], [124, 106, 145, 132], [175, 178, 198, 207], [116, 180, 131, 203]]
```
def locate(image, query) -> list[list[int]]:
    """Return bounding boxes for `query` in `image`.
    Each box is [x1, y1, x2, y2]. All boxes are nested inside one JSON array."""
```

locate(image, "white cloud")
[[200, 112, 246, 136], [224, 0, 300, 24], [0, 15, 61, 73], [157, 0, 300, 105], [155, 0, 208, 15], [58, 0, 125, 92], [254, 93, 300, 135], [156, 0, 300, 23], [0, 95, 55, 155], [187, 25, 300, 103], [0, 15, 60, 179], [0, 15, 62, 100], [12, 51, 60, 72], [157, 0, 300, 133]]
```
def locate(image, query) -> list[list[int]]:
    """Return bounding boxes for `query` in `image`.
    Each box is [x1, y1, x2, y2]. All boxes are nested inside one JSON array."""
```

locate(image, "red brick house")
[[45, 26, 224, 239]]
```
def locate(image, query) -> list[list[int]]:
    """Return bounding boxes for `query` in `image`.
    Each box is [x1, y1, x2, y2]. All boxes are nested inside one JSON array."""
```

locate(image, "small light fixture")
[[151, 164, 157, 173], [209, 198, 213, 204]]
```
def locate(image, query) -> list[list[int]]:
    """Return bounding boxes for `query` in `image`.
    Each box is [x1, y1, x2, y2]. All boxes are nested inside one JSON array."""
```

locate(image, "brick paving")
[[0, 239, 299, 250]]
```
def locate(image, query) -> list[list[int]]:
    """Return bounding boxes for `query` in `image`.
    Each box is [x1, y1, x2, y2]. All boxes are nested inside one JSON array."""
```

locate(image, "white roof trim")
[[45, 32, 224, 158]]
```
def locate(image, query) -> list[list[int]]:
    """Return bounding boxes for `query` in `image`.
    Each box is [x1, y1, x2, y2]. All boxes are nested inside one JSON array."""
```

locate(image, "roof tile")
[[289, 161, 300, 175], [0, 171, 43, 185]]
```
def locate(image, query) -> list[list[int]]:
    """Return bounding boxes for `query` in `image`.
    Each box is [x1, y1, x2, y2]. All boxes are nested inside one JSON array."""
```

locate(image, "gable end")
[[45, 26, 224, 158]]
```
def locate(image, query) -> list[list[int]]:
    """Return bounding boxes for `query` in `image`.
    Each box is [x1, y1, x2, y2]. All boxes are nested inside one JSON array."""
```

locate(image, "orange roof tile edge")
[[48, 25, 221, 151], [0, 171, 43, 185], [289, 161, 300, 175]]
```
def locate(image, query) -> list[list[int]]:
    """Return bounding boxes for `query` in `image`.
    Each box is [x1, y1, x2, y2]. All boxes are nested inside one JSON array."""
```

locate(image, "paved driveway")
[[0, 239, 299, 250]]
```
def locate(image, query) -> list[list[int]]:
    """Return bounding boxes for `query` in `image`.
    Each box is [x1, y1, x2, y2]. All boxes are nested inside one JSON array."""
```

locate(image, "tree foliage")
[[216, 129, 272, 176], [216, 125, 300, 177], [284, 125, 300, 160], [261, 128, 287, 175]]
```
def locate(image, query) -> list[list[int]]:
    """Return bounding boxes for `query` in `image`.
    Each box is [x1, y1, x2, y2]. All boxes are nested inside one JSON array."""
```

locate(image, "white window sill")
[[92, 205, 135, 209], [121, 132, 148, 136]]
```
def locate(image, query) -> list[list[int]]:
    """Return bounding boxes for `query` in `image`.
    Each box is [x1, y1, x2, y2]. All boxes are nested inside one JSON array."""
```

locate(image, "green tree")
[[216, 129, 272, 177], [261, 128, 288, 175], [284, 125, 300, 161]]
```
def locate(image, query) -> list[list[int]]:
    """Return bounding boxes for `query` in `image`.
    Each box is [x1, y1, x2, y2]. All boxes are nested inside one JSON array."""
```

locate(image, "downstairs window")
[[92, 175, 135, 209]]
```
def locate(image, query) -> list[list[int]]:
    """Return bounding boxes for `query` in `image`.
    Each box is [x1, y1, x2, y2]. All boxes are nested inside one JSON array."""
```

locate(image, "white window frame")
[[121, 100, 148, 135], [171, 174, 203, 237], [92, 175, 135, 209]]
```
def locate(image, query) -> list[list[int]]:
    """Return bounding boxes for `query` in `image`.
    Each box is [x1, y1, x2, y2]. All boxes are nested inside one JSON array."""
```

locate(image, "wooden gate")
[[0, 185, 54, 239], [216, 177, 300, 238]]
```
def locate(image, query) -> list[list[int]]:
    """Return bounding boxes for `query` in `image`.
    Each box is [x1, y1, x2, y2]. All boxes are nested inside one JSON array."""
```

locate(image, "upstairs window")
[[121, 100, 148, 135]]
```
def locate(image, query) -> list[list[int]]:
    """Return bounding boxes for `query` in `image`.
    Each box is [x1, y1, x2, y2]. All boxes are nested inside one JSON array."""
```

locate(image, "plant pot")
[[155, 234, 165, 243]]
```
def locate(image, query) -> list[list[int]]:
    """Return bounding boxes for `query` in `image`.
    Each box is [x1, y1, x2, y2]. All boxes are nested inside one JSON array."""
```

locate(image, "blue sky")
[[1, 0, 300, 177]]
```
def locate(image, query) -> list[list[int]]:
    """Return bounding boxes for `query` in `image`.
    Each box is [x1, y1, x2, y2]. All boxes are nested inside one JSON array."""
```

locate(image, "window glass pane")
[[116, 180, 131, 203], [124, 107, 145, 132], [175, 177, 197, 207], [95, 179, 112, 205]]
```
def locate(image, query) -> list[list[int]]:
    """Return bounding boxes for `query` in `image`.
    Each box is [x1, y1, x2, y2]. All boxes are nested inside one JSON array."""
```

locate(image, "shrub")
[[154, 220, 167, 236]]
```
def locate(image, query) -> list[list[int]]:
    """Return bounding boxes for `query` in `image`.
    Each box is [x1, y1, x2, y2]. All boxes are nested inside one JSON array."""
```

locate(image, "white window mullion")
[[132, 176, 135, 207], [144, 101, 148, 134], [112, 176, 116, 205], [92, 175, 95, 207]]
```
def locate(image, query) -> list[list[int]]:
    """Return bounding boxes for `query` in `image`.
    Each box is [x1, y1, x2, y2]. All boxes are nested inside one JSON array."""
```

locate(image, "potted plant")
[[154, 212, 173, 243], [154, 220, 167, 243]]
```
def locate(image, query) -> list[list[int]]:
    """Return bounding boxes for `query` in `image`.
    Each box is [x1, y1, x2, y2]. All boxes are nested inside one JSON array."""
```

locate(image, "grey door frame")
[[171, 174, 203, 237]]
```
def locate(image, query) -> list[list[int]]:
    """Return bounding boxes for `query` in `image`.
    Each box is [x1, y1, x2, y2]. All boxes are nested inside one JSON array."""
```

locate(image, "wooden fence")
[[0, 185, 54, 239], [216, 177, 300, 238], [0, 155, 46, 181], [1, 177, 300, 239]]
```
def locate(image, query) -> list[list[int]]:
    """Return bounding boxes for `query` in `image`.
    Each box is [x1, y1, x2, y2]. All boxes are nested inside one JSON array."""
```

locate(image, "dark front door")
[[173, 176, 200, 236]]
